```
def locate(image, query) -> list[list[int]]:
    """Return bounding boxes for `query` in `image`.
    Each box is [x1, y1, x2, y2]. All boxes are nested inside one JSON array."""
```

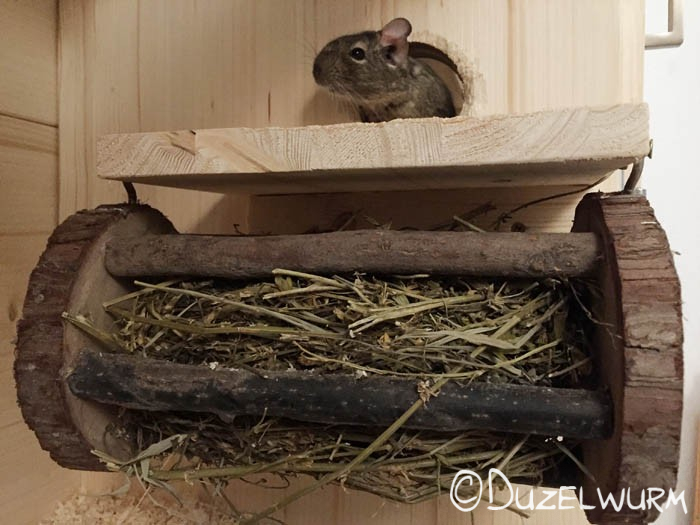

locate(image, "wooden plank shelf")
[[97, 103, 649, 195]]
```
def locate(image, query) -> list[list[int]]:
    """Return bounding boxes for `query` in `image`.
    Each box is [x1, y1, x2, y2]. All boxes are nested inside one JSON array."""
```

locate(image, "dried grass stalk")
[[70, 270, 594, 521], [98, 271, 591, 387]]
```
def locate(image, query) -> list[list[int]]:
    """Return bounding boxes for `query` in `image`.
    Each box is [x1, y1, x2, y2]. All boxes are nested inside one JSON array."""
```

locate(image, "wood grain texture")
[[68, 348, 612, 439], [56, 1, 645, 522], [59, 0, 643, 227], [508, 0, 644, 113], [0, 236, 49, 355], [0, 115, 58, 234], [0, 13, 83, 516], [18, 203, 592, 524], [573, 193, 683, 525], [0, 235, 82, 525], [0, 0, 58, 125], [14, 208, 129, 471], [57, 0, 249, 233], [96, 104, 649, 194], [104, 230, 601, 279], [246, 180, 623, 236], [14, 206, 177, 471]]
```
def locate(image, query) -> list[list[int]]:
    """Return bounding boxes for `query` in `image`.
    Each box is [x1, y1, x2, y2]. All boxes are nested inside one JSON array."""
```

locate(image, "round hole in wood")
[[409, 41, 471, 116]]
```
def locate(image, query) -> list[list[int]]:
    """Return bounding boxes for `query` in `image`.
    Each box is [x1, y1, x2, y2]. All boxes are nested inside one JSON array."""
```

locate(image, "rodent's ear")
[[379, 18, 412, 66]]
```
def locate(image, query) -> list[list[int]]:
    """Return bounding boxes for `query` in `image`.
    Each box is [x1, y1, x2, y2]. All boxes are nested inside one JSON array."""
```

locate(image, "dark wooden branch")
[[67, 348, 612, 440], [105, 230, 601, 279]]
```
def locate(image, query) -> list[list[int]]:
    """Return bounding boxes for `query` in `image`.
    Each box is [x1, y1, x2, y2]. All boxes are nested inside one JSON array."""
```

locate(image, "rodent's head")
[[313, 18, 413, 103]]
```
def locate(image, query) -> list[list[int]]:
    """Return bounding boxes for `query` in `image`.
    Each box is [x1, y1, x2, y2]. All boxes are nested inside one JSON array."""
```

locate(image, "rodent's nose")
[[313, 62, 321, 81]]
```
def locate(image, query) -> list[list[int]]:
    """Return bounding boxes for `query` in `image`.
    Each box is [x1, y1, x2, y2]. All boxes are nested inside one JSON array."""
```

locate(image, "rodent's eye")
[[350, 47, 366, 61]]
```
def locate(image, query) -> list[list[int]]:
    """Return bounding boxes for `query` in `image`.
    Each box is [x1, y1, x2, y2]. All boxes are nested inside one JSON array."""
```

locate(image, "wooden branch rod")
[[105, 230, 601, 279], [67, 348, 612, 439]]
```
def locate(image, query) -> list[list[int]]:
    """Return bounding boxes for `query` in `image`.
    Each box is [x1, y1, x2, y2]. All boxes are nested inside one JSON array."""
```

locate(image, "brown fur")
[[313, 19, 456, 122]]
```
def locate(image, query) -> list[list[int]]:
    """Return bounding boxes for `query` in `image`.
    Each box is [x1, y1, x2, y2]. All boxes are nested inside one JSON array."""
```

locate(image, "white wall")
[[645, 1, 699, 523]]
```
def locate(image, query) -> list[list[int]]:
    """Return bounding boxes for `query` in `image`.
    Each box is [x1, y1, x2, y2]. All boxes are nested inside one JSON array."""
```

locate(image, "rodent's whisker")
[[297, 34, 319, 61], [330, 84, 366, 121]]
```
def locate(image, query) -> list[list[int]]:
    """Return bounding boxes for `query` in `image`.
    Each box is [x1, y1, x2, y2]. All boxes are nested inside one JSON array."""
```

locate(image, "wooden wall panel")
[[248, 179, 623, 236], [508, 0, 644, 112], [59, 0, 644, 230], [0, 2, 82, 522], [0, 115, 58, 233], [56, 1, 643, 522], [0, 0, 58, 125], [59, 0, 249, 233]]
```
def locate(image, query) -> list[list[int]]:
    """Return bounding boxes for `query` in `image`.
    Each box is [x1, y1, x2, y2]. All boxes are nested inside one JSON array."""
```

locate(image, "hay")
[[67, 270, 594, 522], [91, 272, 591, 387]]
